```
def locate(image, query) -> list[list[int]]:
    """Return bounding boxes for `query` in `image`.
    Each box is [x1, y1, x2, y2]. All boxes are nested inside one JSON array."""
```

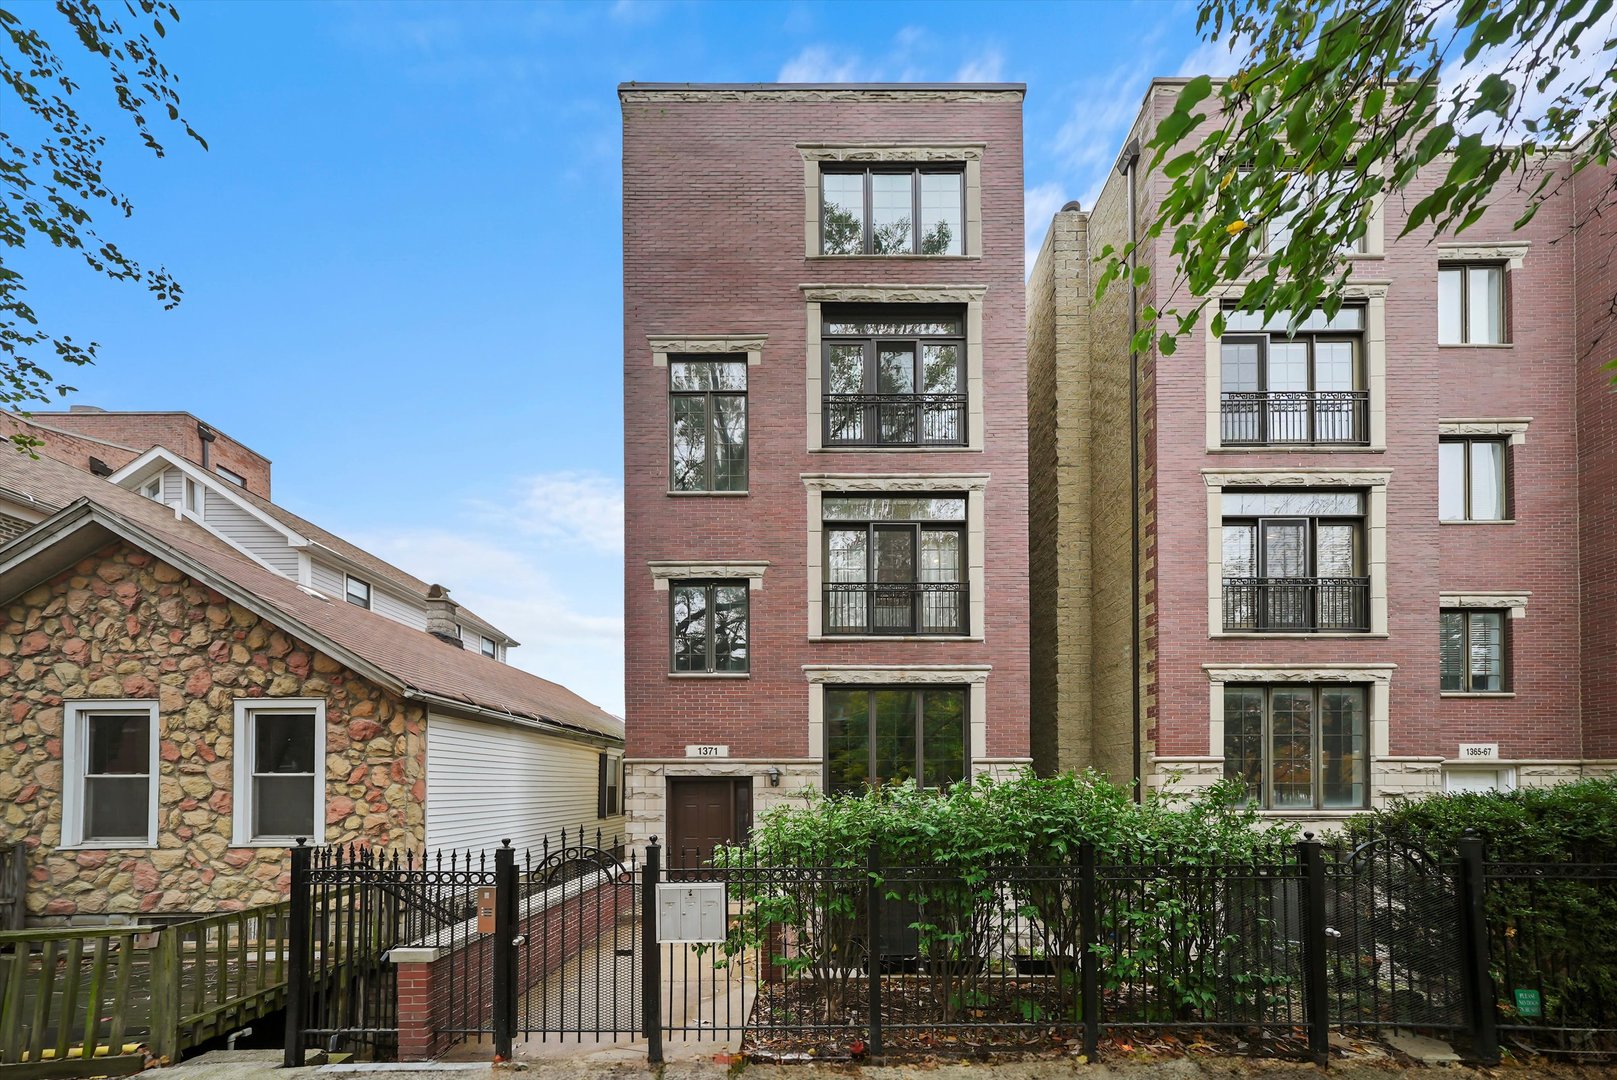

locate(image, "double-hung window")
[[825, 686, 967, 793], [64, 702, 158, 847], [823, 495, 966, 635], [1441, 610, 1507, 692], [820, 167, 964, 256], [1221, 490, 1368, 632], [480, 636, 497, 659], [1220, 306, 1367, 446], [669, 356, 747, 492], [345, 576, 371, 609], [670, 580, 749, 673], [598, 753, 622, 817], [1438, 264, 1507, 344], [1224, 684, 1368, 810], [1439, 438, 1508, 521], [233, 701, 324, 844], [822, 306, 966, 447]]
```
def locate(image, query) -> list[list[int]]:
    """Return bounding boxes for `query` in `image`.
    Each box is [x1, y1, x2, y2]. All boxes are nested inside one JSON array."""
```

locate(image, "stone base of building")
[[1147, 754, 1617, 834], [624, 756, 1035, 852]]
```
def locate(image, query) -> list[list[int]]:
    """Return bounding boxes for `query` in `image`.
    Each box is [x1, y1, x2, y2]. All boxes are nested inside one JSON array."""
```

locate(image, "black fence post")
[[866, 841, 883, 1058], [283, 839, 311, 1068], [1079, 841, 1099, 1060], [1458, 831, 1500, 1065], [641, 838, 663, 1064], [493, 840, 515, 1061], [1298, 833, 1330, 1066]]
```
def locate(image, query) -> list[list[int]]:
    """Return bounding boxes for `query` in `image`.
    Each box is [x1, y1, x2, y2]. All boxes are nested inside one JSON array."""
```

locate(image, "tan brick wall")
[[1, 542, 426, 921]]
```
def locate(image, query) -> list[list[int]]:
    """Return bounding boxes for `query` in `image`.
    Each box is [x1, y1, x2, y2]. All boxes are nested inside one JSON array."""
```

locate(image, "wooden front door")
[[666, 777, 751, 871]]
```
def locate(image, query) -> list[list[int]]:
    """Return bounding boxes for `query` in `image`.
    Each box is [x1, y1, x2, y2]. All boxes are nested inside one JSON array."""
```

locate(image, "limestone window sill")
[[1211, 632, 1389, 640], [805, 254, 981, 262], [1205, 446, 1386, 455], [1344, 253, 1385, 261], [1256, 809, 1362, 819], [812, 446, 984, 454], [1439, 518, 1516, 525], [667, 671, 750, 680], [666, 490, 749, 497], [1437, 343, 1514, 349], [1440, 691, 1516, 699], [808, 634, 984, 643]]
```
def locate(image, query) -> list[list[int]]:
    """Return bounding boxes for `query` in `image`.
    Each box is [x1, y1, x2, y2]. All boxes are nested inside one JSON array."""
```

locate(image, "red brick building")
[[1028, 80, 1617, 824], [620, 84, 1031, 857]]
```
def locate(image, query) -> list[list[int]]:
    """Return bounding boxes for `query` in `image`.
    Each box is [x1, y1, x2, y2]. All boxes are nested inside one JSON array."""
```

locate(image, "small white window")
[[215, 465, 247, 487], [1444, 767, 1514, 794], [141, 478, 161, 501], [233, 700, 326, 845], [63, 701, 159, 847], [345, 576, 371, 609], [480, 636, 497, 659], [183, 478, 202, 516]]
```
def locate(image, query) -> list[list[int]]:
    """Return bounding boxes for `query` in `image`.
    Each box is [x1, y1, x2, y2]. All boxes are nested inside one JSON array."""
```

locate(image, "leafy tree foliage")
[[0, 1, 204, 444], [1096, 0, 1616, 367]]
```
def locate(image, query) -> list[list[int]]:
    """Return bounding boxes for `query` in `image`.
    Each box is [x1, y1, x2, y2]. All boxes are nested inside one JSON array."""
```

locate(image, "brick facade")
[[1029, 80, 1617, 819], [26, 410, 272, 497], [621, 86, 1031, 844], [2, 542, 426, 921]]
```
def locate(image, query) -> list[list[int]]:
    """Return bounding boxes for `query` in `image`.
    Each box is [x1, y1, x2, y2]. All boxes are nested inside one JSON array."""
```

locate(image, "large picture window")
[[1221, 490, 1368, 633], [1439, 438, 1507, 521], [1220, 306, 1367, 446], [820, 167, 964, 256], [233, 701, 325, 844], [1224, 684, 1368, 810], [1441, 609, 1507, 692], [669, 357, 747, 492], [825, 686, 967, 793], [822, 307, 966, 447], [823, 495, 966, 635], [64, 702, 158, 847], [671, 580, 749, 673]]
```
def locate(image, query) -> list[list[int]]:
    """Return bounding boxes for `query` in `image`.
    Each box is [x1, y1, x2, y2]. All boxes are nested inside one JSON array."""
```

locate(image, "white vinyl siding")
[[425, 713, 623, 853], [373, 588, 427, 630], [201, 489, 300, 577], [310, 562, 344, 597], [160, 468, 184, 506]]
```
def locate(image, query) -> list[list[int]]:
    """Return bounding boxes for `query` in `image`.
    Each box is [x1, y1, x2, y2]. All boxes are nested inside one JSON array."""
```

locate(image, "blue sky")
[[14, 0, 1233, 716]]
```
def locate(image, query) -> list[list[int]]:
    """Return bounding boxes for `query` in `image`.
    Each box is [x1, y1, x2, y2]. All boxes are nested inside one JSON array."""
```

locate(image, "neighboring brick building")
[[1029, 79, 1617, 823], [620, 83, 1032, 858]]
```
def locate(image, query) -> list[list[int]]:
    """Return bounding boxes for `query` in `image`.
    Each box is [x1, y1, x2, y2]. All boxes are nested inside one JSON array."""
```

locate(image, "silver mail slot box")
[[656, 882, 726, 943]]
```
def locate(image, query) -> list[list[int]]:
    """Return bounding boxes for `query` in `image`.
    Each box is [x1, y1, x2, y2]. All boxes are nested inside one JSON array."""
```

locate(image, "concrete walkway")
[[166, 1047, 1617, 1079]]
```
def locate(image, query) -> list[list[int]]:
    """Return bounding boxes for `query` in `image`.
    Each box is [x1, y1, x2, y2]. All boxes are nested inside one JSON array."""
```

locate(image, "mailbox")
[[656, 882, 726, 943], [476, 886, 497, 935]]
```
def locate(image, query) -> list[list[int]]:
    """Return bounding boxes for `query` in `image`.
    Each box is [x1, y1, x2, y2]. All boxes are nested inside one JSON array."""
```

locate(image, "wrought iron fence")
[[823, 581, 967, 635], [824, 394, 967, 447], [1222, 576, 1370, 633], [1221, 390, 1369, 446]]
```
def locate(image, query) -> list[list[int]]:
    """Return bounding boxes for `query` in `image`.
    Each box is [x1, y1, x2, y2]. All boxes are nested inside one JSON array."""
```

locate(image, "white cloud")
[[1024, 181, 1069, 274], [609, 0, 663, 26], [1052, 65, 1150, 210], [955, 47, 1005, 84], [1177, 35, 1245, 78], [778, 45, 873, 83], [468, 470, 623, 556]]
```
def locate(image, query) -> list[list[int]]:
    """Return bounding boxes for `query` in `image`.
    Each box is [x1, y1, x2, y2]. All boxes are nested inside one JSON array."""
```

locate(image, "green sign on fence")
[[1513, 988, 1543, 1018]]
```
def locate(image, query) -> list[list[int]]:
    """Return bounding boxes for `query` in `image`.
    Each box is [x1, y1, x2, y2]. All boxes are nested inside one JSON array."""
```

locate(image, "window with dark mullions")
[[1441, 609, 1507, 692], [823, 495, 967, 635], [823, 307, 966, 447], [820, 167, 964, 256], [825, 686, 967, 793], [1224, 684, 1368, 810], [1439, 438, 1508, 521], [1221, 490, 1368, 633], [671, 580, 749, 673], [1219, 306, 1368, 446], [669, 357, 747, 492]]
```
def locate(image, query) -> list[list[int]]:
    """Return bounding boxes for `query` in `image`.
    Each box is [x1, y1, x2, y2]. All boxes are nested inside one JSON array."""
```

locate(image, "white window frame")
[[62, 700, 160, 849], [232, 698, 327, 847], [345, 575, 371, 609], [183, 477, 202, 516], [141, 477, 161, 501]]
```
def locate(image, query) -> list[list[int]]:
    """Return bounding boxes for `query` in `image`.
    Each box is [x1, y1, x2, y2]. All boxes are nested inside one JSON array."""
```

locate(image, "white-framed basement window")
[[62, 700, 160, 848], [233, 699, 326, 846]]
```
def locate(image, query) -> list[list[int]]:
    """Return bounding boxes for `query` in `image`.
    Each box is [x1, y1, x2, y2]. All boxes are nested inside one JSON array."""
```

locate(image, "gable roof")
[[0, 452, 621, 743]]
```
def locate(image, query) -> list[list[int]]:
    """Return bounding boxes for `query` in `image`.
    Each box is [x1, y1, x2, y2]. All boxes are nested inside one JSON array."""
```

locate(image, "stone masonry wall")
[[1, 542, 426, 921]]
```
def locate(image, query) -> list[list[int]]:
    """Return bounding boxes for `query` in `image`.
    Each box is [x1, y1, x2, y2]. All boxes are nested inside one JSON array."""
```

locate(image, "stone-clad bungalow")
[[0, 449, 623, 926]]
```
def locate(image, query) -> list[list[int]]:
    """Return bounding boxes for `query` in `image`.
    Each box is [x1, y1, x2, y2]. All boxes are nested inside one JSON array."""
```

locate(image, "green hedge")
[[1343, 777, 1617, 861]]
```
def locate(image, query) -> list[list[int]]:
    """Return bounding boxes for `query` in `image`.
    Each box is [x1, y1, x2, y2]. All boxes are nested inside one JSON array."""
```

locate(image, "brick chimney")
[[425, 584, 463, 648]]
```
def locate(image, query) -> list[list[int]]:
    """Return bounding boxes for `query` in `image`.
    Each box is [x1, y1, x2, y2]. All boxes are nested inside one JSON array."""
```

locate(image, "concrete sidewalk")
[[166, 1048, 1617, 1080]]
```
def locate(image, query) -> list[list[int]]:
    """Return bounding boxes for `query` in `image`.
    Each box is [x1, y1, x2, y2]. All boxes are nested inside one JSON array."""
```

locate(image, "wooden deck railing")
[[0, 900, 291, 1078], [0, 844, 24, 933]]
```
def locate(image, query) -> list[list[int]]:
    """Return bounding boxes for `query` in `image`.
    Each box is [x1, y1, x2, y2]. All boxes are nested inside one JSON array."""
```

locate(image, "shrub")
[[1344, 777, 1617, 862]]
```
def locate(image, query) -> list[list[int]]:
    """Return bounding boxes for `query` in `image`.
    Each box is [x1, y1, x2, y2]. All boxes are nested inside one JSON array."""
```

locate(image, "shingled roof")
[[0, 451, 621, 742]]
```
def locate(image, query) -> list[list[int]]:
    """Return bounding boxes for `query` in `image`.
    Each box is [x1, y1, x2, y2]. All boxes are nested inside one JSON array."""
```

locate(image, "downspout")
[[1114, 137, 1143, 803], [197, 422, 215, 470]]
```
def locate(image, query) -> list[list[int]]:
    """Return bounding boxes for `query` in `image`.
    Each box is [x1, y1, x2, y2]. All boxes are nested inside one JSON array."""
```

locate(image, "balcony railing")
[[824, 393, 968, 447], [1220, 390, 1369, 446], [824, 581, 968, 635], [1222, 576, 1371, 632]]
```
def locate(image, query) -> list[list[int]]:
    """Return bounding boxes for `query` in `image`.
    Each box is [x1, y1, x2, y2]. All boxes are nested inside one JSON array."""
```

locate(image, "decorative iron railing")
[[1221, 390, 1369, 446], [823, 580, 968, 635], [824, 393, 968, 447], [1223, 576, 1371, 632]]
